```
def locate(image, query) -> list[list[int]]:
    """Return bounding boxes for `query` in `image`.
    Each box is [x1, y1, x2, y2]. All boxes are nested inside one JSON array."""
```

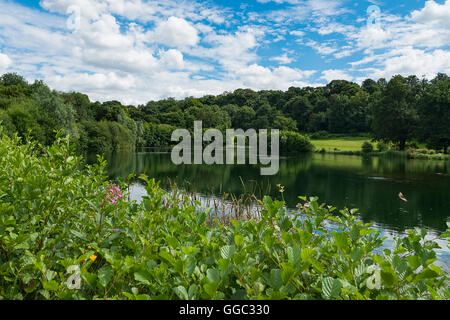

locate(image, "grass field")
[[311, 137, 368, 152]]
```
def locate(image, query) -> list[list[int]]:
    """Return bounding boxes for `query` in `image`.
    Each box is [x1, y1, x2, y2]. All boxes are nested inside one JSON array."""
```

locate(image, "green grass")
[[311, 137, 368, 152]]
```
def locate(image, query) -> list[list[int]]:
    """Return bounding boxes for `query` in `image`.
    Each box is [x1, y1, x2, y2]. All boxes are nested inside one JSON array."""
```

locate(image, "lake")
[[93, 150, 450, 269]]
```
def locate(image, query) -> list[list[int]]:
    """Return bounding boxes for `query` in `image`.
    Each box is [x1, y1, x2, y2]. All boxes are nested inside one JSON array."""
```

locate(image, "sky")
[[0, 0, 449, 105]]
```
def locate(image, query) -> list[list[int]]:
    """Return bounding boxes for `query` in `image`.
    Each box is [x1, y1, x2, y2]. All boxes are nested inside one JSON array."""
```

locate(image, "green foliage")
[[0, 72, 448, 156], [6, 103, 46, 144], [142, 122, 176, 147], [372, 75, 420, 150], [417, 74, 450, 154], [273, 115, 298, 132], [377, 141, 388, 152], [279, 131, 314, 153], [0, 110, 16, 136], [77, 120, 135, 154], [309, 130, 329, 140], [1, 130, 447, 300], [361, 141, 374, 153]]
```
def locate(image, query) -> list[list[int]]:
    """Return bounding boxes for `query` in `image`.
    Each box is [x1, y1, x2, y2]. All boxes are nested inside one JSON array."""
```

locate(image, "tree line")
[[0, 72, 448, 154]]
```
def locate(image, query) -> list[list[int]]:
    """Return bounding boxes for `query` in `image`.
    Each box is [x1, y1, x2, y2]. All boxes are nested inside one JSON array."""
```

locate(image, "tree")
[[232, 105, 255, 129], [273, 115, 297, 132], [62, 92, 93, 122], [282, 95, 312, 131], [0, 73, 28, 87], [372, 75, 419, 150], [7, 103, 45, 143], [417, 74, 450, 153], [31, 80, 75, 139]]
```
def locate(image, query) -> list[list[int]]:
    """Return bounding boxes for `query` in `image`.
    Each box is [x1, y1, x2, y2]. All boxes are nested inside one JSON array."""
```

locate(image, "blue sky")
[[0, 0, 449, 104]]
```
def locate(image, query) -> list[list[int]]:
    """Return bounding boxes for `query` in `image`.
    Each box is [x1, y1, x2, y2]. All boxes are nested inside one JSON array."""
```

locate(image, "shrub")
[[279, 131, 314, 153], [377, 142, 388, 152], [0, 128, 448, 300], [361, 141, 374, 153], [309, 130, 329, 140]]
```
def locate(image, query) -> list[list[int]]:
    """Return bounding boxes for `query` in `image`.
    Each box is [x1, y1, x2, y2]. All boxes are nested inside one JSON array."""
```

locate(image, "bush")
[[279, 131, 314, 153], [309, 130, 329, 140], [0, 128, 449, 300], [361, 141, 374, 153], [377, 142, 388, 152]]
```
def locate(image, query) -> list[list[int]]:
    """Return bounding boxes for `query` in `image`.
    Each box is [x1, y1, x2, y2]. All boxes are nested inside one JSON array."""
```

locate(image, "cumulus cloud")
[[270, 53, 294, 65], [0, 52, 12, 73], [321, 69, 353, 82], [147, 16, 200, 47], [0, 0, 447, 104], [363, 47, 450, 80], [160, 49, 185, 70], [411, 0, 450, 27]]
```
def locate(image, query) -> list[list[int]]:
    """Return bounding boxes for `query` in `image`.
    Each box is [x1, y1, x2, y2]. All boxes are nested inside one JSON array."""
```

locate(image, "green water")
[[100, 150, 450, 233], [95, 150, 450, 268]]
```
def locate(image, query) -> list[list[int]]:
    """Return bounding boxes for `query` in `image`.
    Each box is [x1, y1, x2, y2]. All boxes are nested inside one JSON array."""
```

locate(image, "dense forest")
[[0, 72, 448, 154]]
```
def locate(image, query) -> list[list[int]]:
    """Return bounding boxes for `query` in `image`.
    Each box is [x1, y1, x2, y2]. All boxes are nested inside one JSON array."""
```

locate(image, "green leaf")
[[333, 231, 349, 252], [234, 234, 244, 247], [350, 247, 364, 262], [220, 245, 235, 259], [174, 286, 189, 300], [380, 270, 395, 286], [301, 247, 314, 262], [207, 268, 221, 284], [98, 266, 114, 288], [203, 282, 219, 298], [70, 229, 87, 240], [42, 280, 59, 291], [181, 246, 198, 255], [270, 269, 283, 291], [406, 255, 420, 270], [134, 270, 151, 285], [196, 210, 207, 225], [322, 277, 342, 299], [166, 236, 179, 248], [286, 246, 301, 265]]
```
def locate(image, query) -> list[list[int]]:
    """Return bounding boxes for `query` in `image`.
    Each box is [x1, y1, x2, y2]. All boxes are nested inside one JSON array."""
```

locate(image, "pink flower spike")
[[304, 203, 310, 208]]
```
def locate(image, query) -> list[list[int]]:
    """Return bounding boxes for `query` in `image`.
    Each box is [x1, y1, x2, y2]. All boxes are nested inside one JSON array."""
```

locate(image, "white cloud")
[[290, 30, 305, 37], [0, 52, 12, 73], [270, 53, 294, 64], [78, 14, 134, 49], [411, 0, 450, 27], [0, 0, 446, 105], [160, 49, 185, 70], [192, 28, 262, 71], [321, 69, 352, 82], [147, 16, 199, 47], [306, 40, 338, 55], [364, 47, 450, 80], [237, 64, 316, 90]]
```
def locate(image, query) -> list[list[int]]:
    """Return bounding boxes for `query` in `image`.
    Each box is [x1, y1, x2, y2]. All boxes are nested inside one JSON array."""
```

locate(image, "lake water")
[[95, 150, 450, 269]]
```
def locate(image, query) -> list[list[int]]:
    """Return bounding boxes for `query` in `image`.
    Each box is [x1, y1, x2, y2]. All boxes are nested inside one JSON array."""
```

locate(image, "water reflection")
[[93, 150, 450, 234]]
